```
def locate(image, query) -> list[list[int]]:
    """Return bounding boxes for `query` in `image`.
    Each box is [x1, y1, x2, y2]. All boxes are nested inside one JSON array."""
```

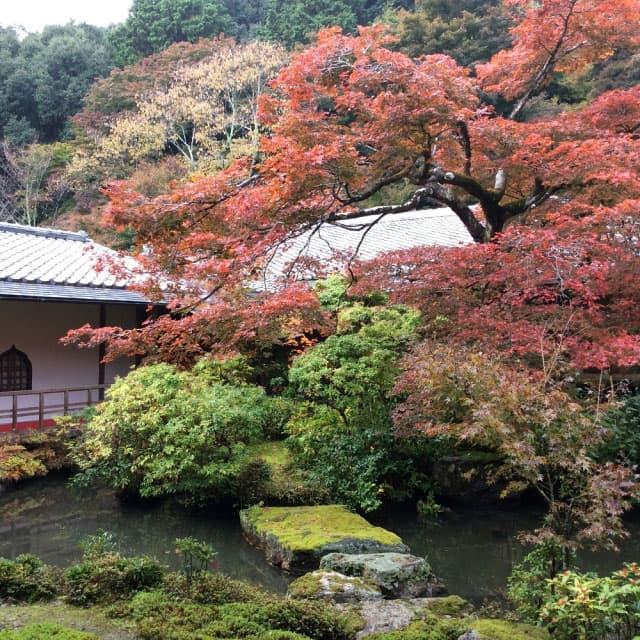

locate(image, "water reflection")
[[0, 478, 289, 593], [0, 479, 638, 601], [374, 506, 640, 602]]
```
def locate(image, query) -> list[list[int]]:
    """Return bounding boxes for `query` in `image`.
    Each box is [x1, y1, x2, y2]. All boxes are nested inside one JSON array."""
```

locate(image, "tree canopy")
[[0, 24, 114, 142], [109, 0, 235, 66], [61, 0, 640, 377]]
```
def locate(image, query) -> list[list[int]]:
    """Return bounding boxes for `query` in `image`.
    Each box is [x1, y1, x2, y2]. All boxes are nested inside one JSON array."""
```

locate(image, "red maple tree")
[[354, 200, 640, 371], [64, 1, 640, 368]]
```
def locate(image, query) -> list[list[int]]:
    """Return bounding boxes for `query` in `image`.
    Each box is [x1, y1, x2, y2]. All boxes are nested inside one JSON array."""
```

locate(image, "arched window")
[[0, 346, 32, 392]]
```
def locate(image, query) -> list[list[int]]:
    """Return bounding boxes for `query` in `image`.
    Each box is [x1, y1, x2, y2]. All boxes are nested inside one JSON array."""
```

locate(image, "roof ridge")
[[330, 209, 459, 226], [0, 222, 89, 242]]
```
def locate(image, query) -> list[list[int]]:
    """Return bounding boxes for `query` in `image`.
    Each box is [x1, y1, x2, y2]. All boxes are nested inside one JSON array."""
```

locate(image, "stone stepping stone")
[[320, 552, 438, 598], [239, 505, 408, 571]]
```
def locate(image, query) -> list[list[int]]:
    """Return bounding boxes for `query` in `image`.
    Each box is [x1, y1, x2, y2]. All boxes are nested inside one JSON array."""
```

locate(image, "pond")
[[1, 477, 639, 602]]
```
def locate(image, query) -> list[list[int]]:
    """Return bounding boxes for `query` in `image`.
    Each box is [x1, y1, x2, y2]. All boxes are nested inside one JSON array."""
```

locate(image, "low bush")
[[0, 554, 59, 603], [161, 571, 268, 605], [0, 624, 98, 640], [598, 394, 640, 464], [65, 553, 164, 606], [367, 617, 467, 640], [64, 532, 164, 606], [470, 619, 549, 640], [540, 564, 640, 640], [0, 427, 80, 485], [0, 445, 47, 484], [116, 588, 360, 640]]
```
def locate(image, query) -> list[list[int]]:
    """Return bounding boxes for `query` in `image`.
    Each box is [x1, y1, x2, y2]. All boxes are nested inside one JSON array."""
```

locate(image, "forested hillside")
[[1, 0, 636, 233]]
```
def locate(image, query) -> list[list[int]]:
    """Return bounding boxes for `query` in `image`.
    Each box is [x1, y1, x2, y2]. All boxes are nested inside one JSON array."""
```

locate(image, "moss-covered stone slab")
[[240, 505, 409, 571], [288, 570, 383, 603], [320, 552, 440, 598]]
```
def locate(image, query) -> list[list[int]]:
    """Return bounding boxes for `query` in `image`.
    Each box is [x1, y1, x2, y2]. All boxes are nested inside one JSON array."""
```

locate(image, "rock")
[[353, 597, 467, 638], [337, 596, 474, 638], [320, 552, 442, 598], [355, 599, 417, 638], [458, 632, 483, 640], [240, 505, 409, 572], [288, 570, 383, 603]]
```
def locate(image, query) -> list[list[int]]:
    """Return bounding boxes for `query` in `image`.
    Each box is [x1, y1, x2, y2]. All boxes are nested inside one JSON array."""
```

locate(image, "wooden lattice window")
[[0, 345, 32, 392]]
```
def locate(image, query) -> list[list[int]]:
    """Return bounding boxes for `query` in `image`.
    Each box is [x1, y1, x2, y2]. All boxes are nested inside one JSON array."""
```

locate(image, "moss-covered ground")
[[471, 618, 550, 640], [0, 602, 135, 640], [245, 441, 327, 505]]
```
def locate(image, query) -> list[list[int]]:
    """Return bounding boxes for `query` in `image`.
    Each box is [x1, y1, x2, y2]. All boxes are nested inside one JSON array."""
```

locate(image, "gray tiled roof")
[[0, 222, 147, 304], [263, 208, 473, 286]]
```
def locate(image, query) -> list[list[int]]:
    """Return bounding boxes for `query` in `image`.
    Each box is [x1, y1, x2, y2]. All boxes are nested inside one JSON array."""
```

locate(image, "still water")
[[1, 477, 639, 601]]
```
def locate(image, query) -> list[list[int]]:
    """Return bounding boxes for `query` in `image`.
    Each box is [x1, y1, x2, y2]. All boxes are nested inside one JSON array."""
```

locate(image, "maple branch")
[[457, 120, 473, 176], [494, 169, 507, 199], [329, 183, 490, 244], [422, 183, 489, 243], [509, 0, 579, 120], [336, 163, 415, 204], [345, 209, 390, 280], [327, 187, 434, 223], [503, 178, 558, 216]]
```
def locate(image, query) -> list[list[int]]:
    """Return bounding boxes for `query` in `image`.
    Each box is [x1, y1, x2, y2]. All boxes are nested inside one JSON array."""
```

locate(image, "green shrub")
[[161, 572, 268, 605], [471, 619, 549, 640], [260, 599, 362, 639], [287, 405, 393, 512], [192, 354, 255, 386], [249, 633, 312, 640], [0, 554, 59, 603], [237, 441, 328, 506], [540, 564, 640, 640], [175, 537, 217, 581], [507, 544, 575, 623], [121, 586, 359, 640], [73, 363, 274, 499], [314, 275, 387, 311], [260, 396, 299, 440], [286, 304, 423, 511], [64, 535, 164, 606], [598, 395, 640, 464], [0, 624, 98, 640], [235, 457, 274, 505]]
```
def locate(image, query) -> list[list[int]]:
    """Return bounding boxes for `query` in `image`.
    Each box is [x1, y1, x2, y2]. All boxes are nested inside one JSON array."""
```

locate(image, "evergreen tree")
[[110, 0, 234, 66], [260, 0, 362, 47], [389, 0, 513, 66], [0, 24, 114, 141]]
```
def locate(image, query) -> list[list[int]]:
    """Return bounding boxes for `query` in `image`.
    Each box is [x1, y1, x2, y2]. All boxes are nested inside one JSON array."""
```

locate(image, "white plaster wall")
[[0, 299, 137, 424]]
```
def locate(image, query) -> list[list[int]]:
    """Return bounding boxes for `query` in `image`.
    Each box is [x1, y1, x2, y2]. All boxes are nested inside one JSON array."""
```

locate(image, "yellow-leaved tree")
[[100, 39, 288, 172]]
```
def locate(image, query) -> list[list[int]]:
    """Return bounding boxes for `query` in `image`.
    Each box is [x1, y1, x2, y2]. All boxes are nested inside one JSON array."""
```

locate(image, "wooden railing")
[[0, 385, 107, 432]]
